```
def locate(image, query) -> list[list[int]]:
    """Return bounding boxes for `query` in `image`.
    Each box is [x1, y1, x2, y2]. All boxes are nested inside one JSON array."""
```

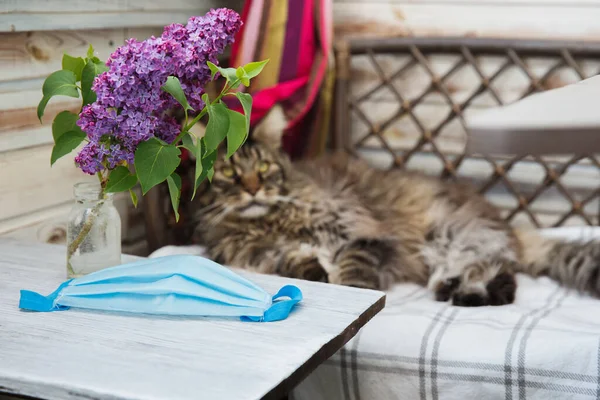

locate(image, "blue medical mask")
[[19, 255, 302, 322]]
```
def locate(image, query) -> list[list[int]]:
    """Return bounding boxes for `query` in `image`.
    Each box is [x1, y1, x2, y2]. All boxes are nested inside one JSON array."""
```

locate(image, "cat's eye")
[[257, 161, 270, 173], [222, 167, 235, 178]]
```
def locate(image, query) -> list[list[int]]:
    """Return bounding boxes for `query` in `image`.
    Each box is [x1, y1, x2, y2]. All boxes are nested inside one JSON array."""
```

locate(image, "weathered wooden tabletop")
[[0, 239, 385, 400]]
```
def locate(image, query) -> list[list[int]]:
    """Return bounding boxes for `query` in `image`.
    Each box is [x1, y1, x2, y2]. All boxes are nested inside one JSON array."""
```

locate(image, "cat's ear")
[[252, 104, 288, 149]]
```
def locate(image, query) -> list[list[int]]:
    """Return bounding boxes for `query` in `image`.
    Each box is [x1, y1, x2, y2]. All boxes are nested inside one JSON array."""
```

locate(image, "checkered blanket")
[[150, 227, 600, 400], [292, 227, 600, 400]]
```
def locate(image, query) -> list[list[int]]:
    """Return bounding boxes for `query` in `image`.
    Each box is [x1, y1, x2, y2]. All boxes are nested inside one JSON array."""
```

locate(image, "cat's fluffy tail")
[[516, 229, 600, 296]]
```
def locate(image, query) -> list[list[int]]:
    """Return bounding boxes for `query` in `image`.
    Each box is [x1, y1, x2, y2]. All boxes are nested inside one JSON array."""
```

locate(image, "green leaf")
[[50, 130, 86, 165], [161, 76, 194, 112], [226, 109, 247, 158], [179, 131, 205, 200], [181, 132, 195, 153], [235, 92, 253, 137], [243, 59, 269, 79], [81, 60, 97, 105], [204, 102, 230, 150], [93, 59, 109, 73], [207, 61, 237, 82], [207, 61, 219, 80], [129, 189, 138, 208], [180, 132, 206, 199], [134, 138, 181, 194], [201, 93, 210, 107], [167, 173, 182, 222], [81, 68, 96, 105], [220, 68, 238, 82], [105, 166, 138, 193], [189, 137, 203, 200], [207, 167, 215, 182], [37, 70, 79, 121], [52, 111, 82, 142], [235, 67, 250, 87], [190, 138, 205, 199], [87, 44, 95, 59], [201, 147, 217, 172], [62, 54, 85, 81], [191, 139, 217, 200], [81, 59, 108, 106], [235, 67, 244, 79], [42, 70, 78, 96]]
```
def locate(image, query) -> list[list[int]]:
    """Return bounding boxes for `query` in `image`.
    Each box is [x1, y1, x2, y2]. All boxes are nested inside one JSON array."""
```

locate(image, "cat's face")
[[197, 105, 291, 220], [209, 141, 290, 218]]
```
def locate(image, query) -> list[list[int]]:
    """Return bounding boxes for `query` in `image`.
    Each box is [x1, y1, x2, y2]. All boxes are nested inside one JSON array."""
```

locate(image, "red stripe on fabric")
[[277, 0, 315, 124], [224, 77, 309, 124], [288, 0, 331, 128], [278, 0, 305, 82], [250, 77, 308, 124], [297, 0, 315, 78]]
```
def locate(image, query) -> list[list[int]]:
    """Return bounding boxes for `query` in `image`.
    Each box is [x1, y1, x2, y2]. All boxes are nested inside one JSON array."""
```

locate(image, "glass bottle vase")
[[66, 182, 122, 278]]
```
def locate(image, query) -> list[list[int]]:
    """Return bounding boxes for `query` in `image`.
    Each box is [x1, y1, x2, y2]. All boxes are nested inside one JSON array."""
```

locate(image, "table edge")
[[261, 291, 387, 400]]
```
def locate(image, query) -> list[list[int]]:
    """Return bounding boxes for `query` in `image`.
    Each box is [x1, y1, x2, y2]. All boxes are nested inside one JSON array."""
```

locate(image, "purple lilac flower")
[[75, 8, 242, 174], [106, 143, 134, 169], [74, 142, 105, 175]]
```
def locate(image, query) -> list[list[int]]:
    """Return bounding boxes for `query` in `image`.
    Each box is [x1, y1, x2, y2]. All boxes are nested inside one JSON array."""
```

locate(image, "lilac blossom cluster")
[[75, 8, 242, 174]]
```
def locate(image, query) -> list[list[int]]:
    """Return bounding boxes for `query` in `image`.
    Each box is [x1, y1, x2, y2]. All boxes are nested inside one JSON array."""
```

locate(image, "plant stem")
[[66, 194, 105, 276], [184, 106, 209, 132], [67, 200, 104, 257]]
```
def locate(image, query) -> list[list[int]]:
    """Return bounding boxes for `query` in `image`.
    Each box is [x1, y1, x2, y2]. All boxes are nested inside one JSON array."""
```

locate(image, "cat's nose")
[[241, 173, 260, 195]]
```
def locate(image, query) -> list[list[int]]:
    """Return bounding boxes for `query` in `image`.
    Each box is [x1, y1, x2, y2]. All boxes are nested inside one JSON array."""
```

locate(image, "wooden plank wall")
[[333, 0, 600, 227], [333, 0, 600, 41], [0, 1, 241, 254]]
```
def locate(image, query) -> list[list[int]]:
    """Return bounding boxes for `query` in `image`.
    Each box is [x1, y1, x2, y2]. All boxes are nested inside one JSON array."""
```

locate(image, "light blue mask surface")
[[19, 255, 302, 322]]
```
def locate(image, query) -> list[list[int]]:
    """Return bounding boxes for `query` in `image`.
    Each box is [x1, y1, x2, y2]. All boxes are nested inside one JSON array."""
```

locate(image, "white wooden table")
[[0, 239, 385, 400]]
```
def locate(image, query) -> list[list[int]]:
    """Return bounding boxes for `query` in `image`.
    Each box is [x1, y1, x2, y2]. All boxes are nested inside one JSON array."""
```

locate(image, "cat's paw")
[[299, 258, 329, 283], [329, 267, 381, 290], [432, 277, 461, 302], [485, 271, 517, 306], [278, 250, 329, 283], [429, 261, 518, 307], [329, 237, 395, 290], [451, 271, 517, 307], [431, 274, 492, 306], [451, 291, 489, 307]]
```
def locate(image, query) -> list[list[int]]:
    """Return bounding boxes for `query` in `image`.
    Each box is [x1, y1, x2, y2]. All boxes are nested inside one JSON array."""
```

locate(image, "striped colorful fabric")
[[228, 0, 334, 159]]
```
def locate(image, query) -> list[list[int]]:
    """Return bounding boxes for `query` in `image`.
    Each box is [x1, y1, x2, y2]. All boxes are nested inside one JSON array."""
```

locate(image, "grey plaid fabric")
[[292, 275, 600, 400]]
